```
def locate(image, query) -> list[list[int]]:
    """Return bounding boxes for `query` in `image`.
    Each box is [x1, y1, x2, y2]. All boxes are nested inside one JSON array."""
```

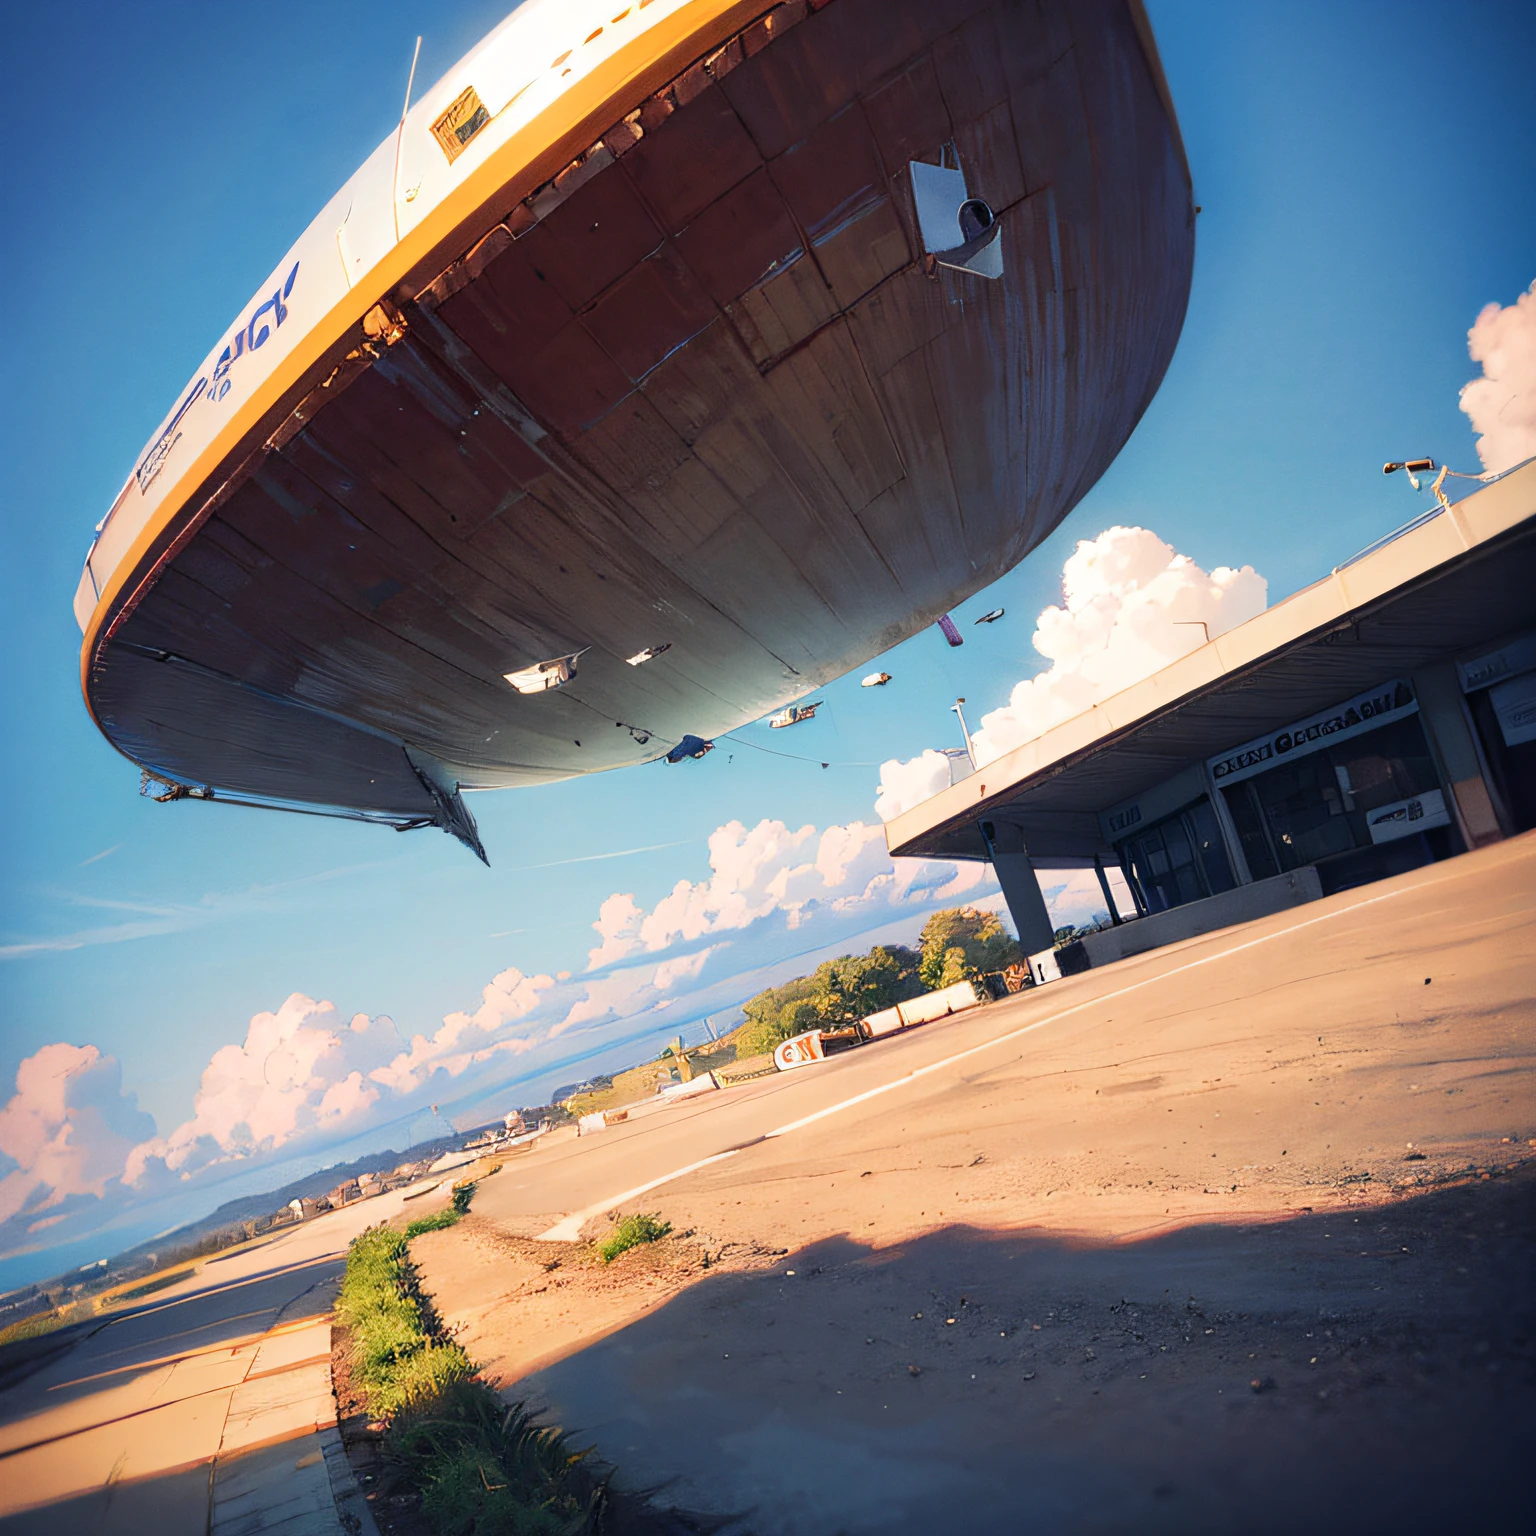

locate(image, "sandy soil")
[[412, 835, 1536, 1533], [410, 1219, 787, 1385]]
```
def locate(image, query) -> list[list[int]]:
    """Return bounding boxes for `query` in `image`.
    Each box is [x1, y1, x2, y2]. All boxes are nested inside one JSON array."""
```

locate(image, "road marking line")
[[538, 1149, 744, 1240], [537, 881, 1415, 1240]]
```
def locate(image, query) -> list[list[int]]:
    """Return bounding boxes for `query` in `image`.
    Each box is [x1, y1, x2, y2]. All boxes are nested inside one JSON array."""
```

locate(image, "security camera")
[[958, 199, 995, 241], [1382, 459, 1435, 475]]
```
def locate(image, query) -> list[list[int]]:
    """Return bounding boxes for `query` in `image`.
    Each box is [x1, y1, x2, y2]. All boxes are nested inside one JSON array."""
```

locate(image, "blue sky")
[[1, 0, 1533, 1285]]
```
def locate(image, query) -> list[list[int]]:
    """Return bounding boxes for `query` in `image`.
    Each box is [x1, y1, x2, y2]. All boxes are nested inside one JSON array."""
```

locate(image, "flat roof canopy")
[[886, 461, 1536, 864]]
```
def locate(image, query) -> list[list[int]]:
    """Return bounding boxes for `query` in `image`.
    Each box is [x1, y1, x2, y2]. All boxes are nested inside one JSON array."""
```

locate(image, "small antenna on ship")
[[392, 36, 423, 243]]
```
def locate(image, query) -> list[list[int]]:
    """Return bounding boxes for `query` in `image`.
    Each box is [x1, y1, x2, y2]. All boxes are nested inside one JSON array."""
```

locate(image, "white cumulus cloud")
[[874, 527, 1266, 820], [374, 967, 555, 1093], [0, 1044, 154, 1247], [126, 996, 404, 1182], [6, 813, 1008, 1275], [1460, 278, 1536, 474], [973, 527, 1265, 764], [875, 750, 958, 823], [586, 818, 986, 971]]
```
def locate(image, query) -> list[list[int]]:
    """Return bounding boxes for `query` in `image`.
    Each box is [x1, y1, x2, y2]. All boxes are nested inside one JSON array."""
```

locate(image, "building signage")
[[1207, 679, 1418, 786], [1366, 788, 1451, 844], [1099, 764, 1212, 847], [1490, 671, 1536, 747], [1104, 803, 1142, 835], [1457, 630, 1536, 694], [134, 262, 302, 495]]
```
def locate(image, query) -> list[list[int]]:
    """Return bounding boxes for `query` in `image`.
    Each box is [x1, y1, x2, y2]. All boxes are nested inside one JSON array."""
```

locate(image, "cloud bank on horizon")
[[0, 813, 1024, 1273], [1461, 278, 1536, 475], [875, 526, 1268, 821]]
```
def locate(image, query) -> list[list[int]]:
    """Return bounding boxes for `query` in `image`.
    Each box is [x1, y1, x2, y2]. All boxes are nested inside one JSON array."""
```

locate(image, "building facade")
[[886, 460, 1536, 961]]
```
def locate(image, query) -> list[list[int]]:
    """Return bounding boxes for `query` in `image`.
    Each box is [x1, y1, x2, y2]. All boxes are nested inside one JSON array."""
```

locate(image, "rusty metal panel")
[[568, 393, 693, 497], [518, 168, 665, 312], [96, 644, 439, 814], [436, 237, 572, 360], [862, 57, 953, 180], [581, 246, 717, 382], [639, 316, 763, 446], [486, 319, 634, 437], [807, 197, 911, 312], [953, 97, 1028, 210], [762, 322, 905, 512], [618, 83, 762, 235], [718, 6, 851, 159], [670, 166, 803, 308], [931, 4, 1012, 115], [724, 253, 837, 367], [769, 103, 886, 242]]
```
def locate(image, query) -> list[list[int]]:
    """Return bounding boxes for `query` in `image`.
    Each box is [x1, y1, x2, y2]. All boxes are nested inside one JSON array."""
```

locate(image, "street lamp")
[[951, 698, 977, 768]]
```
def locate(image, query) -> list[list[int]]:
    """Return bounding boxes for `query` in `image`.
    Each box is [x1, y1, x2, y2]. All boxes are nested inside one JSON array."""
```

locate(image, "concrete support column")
[[979, 820, 1056, 954], [1414, 662, 1505, 847], [1093, 856, 1123, 924]]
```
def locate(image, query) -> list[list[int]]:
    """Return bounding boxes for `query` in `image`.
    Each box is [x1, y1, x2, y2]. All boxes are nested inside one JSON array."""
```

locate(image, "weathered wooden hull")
[[82, 0, 1192, 852]]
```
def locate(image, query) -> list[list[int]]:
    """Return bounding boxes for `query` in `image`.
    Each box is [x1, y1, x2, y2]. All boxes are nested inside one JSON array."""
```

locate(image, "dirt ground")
[[411, 835, 1536, 1533]]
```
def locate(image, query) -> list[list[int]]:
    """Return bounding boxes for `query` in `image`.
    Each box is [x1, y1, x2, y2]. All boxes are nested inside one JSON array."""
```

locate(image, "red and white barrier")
[[775, 981, 985, 1069], [773, 1031, 827, 1071]]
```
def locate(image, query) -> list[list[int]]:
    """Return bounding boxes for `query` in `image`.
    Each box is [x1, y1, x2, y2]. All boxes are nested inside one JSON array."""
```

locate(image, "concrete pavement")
[[470, 831, 1536, 1250], [421, 832, 1536, 1534], [0, 1184, 444, 1533]]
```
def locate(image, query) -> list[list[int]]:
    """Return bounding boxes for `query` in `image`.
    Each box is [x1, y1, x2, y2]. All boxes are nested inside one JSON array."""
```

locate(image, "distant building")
[[0, 1285, 50, 1324]]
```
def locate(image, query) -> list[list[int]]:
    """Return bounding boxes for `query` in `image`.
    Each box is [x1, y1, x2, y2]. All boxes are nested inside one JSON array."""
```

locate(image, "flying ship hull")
[[75, 0, 1193, 856]]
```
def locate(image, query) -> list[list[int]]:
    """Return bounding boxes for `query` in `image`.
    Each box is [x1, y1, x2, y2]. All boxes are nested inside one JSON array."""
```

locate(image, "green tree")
[[736, 974, 822, 1057], [733, 944, 924, 1057], [814, 945, 922, 1022], [936, 946, 971, 988], [918, 907, 1022, 990]]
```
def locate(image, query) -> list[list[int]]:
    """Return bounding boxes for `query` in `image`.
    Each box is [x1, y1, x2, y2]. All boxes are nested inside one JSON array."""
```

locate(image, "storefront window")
[[1117, 798, 1234, 913], [1462, 638, 1536, 834], [1224, 715, 1443, 874], [1224, 781, 1279, 881]]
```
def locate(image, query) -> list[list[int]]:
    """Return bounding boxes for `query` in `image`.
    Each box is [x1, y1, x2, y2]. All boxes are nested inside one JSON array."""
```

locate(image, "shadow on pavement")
[[0, 1456, 211, 1536], [514, 1170, 1536, 1535]]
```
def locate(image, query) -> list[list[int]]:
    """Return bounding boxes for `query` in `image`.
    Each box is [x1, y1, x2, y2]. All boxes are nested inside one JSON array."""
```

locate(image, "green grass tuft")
[[404, 1180, 476, 1240], [335, 1227, 472, 1413], [0, 1310, 64, 1349], [596, 1213, 671, 1264], [338, 1227, 610, 1531], [406, 1208, 461, 1239]]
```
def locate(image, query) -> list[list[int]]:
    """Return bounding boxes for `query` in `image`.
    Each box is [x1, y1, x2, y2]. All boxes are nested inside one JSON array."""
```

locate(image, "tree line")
[[733, 906, 1021, 1058]]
